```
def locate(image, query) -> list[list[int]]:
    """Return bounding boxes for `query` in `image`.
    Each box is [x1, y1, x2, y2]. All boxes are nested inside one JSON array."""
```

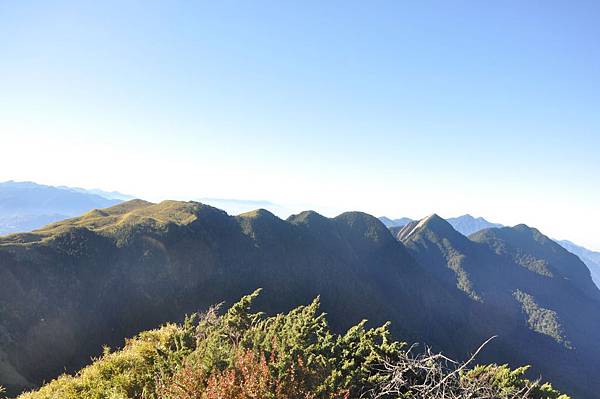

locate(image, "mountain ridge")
[[1, 201, 599, 397], [0, 181, 124, 236], [382, 213, 600, 292], [380, 214, 503, 236]]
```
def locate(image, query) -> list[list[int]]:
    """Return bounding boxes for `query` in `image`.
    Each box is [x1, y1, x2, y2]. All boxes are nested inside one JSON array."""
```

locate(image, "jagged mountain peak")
[[396, 214, 460, 242], [382, 213, 503, 238]]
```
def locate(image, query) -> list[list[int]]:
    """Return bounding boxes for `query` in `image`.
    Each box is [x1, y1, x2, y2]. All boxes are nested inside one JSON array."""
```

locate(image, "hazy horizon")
[[1, 1, 599, 250], [2, 178, 597, 253]]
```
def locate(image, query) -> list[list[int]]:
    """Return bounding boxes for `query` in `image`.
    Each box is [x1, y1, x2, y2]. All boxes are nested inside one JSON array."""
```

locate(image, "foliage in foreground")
[[19, 290, 569, 399]]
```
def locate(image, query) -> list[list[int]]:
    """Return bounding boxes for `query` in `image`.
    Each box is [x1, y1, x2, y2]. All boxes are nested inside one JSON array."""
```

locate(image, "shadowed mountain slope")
[[0, 201, 472, 396], [396, 216, 600, 398], [1, 202, 599, 397]]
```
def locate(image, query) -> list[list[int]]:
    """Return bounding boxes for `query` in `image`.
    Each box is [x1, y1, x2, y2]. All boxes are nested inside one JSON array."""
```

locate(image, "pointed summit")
[[396, 214, 459, 242]]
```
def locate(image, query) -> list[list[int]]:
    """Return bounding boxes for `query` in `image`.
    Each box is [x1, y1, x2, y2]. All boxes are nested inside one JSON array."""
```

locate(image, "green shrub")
[[19, 291, 569, 399]]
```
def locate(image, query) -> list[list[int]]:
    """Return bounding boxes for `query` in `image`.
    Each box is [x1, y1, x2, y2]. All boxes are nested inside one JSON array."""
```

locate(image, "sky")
[[1, 1, 599, 250]]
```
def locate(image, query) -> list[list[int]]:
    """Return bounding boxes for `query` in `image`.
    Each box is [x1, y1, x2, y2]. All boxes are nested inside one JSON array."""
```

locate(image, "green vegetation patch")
[[513, 290, 570, 347], [18, 291, 568, 399]]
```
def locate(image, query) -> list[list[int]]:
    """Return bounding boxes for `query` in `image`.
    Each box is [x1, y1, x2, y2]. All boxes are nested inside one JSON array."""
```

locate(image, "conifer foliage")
[[19, 291, 568, 399]]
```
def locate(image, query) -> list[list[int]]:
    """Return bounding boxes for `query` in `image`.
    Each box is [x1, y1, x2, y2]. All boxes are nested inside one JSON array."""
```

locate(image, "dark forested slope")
[[0, 202, 598, 397]]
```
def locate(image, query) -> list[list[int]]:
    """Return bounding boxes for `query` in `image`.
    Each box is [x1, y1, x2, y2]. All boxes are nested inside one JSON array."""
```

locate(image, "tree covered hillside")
[[0, 201, 598, 397]]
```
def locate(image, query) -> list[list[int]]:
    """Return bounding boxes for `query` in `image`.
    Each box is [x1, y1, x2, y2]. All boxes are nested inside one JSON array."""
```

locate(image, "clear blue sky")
[[1, 1, 599, 249]]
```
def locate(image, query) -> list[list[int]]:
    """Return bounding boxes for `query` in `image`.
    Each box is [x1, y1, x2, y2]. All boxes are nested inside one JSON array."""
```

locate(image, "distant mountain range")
[[380, 214, 503, 235], [557, 240, 600, 288], [446, 214, 504, 235], [378, 216, 414, 228], [57, 186, 134, 201], [1, 201, 599, 397], [0, 181, 125, 235]]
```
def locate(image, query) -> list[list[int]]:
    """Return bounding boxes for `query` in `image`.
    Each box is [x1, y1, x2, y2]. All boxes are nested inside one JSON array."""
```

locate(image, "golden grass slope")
[[0, 200, 206, 246]]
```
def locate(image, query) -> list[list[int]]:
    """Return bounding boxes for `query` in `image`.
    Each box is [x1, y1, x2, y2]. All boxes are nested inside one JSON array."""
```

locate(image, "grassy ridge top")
[[1, 202, 597, 397], [0, 200, 392, 248], [0, 200, 206, 246]]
